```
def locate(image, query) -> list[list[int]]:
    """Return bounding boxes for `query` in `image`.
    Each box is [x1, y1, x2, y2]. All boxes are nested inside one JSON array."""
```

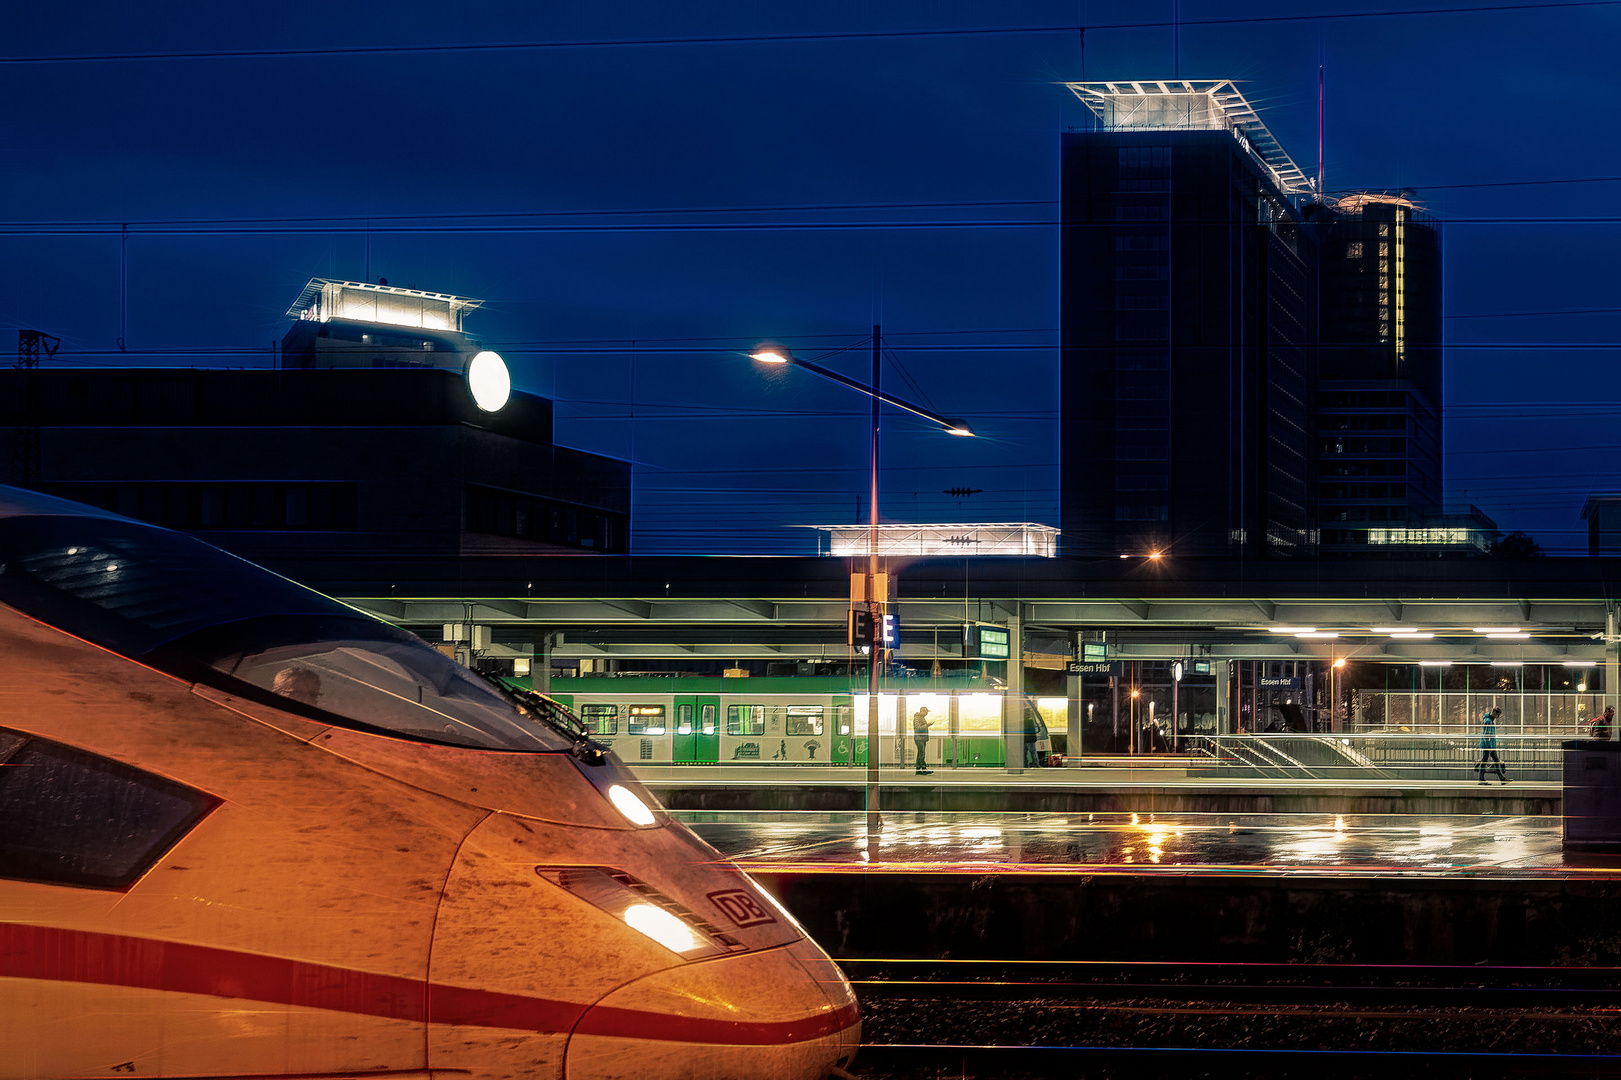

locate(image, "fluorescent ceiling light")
[[1391, 632, 1434, 639], [1419, 660, 1453, 667], [1563, 661, 1595, 668], [1269, 626, 1314, 634], [1473, 626, 1519, 634], [1295, 631, 1339, 639], [1492, 661, 1524, 666], [1487, 632, 1530, 640], [1369, 626, 1409, 633]]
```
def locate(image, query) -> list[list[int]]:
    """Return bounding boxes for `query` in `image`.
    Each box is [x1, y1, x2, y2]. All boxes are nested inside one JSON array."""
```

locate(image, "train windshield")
[[189, 615, 572, 752], [0, 512, 572, 752]]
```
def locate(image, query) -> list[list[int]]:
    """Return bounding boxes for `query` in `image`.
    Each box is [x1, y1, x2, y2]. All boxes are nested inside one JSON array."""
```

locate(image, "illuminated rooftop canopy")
[[808, 523, 1060, 558], [1063, 80, 1311, 196], [286, 278, 484, 333]]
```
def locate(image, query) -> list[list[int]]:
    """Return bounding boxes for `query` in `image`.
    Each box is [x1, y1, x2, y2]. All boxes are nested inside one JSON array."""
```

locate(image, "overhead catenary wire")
[[0, 1, 1616, 65]]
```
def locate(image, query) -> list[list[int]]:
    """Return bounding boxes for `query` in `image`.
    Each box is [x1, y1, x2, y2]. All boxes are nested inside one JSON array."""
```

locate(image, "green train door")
[[831, 695, 855, 764], [695, 695, 720, 763], [672, 696, 698, 763]]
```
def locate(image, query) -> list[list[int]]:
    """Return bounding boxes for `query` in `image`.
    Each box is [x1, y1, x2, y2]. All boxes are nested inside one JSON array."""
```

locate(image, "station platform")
[[676, 809, 1591, 879], [682, 810, 1621, 965], [635, 762, 1561, 816]]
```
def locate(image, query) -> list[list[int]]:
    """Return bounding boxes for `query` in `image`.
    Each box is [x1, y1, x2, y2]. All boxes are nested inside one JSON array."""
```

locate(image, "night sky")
[[2, 2, 1617, 554]]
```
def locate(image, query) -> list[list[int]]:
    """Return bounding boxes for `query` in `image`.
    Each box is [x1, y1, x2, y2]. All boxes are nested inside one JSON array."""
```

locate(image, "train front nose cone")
[[565, 940, 859, 1080]]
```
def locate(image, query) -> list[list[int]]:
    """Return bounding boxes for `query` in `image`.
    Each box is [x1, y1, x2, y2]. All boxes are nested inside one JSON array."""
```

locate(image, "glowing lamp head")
[[750, 342, 791, 364], [466, 350, 511, 412], [1333, 658, 1347, 669], [944, 419, 975, 437]]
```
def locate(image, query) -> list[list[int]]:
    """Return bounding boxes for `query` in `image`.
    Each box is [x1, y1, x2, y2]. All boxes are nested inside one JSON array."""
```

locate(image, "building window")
[[40, 483, 358, 532], [1345, 242, 1363, 257], [465, 485, 628, 554]]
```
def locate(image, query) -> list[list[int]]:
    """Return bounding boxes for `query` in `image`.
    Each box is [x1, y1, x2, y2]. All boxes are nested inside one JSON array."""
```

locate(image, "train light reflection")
[[623, 903, 706, 954], [607, 784, 656, 826]]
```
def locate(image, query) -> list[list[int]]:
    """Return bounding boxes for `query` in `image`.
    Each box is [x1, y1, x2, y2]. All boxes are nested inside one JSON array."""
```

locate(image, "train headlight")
[[607, 783, 656, 826], [623, 903, 707, 954]]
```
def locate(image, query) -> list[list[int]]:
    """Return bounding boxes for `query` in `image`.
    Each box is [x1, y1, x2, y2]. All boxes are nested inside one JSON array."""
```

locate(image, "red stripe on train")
[[0, 923, 857, 1045]]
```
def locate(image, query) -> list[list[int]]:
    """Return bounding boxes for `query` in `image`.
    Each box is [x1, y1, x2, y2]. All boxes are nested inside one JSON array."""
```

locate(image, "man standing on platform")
[[1477, 705, 1509, 784], [912, 705, 934, 775]]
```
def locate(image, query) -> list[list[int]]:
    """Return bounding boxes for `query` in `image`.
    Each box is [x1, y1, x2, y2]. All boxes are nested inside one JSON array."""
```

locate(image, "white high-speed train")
[[0, 484, 858, 1079]]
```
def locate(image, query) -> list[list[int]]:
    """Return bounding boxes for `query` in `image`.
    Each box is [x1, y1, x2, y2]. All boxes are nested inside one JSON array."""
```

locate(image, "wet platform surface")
[[674, 810, 1621, 878]]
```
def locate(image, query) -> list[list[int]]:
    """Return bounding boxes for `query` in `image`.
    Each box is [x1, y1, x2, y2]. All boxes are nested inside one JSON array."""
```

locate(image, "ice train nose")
[[565, 938, 860, 1080]]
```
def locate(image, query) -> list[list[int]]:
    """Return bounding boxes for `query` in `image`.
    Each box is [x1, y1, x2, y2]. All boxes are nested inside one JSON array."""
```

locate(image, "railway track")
[[842, 960, 1621, 1078]]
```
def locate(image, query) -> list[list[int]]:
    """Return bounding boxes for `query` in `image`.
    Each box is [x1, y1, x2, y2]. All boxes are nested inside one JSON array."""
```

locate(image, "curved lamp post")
[[751, 325, 973, 837]]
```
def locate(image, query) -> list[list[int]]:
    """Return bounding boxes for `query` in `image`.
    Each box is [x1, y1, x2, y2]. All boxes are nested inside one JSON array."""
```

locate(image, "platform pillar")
[[1215, 660, 1230, 734], [1608, 602, 1619, 720], [1003, 610, 1024, 774], [1067, 632, 1081, 763]]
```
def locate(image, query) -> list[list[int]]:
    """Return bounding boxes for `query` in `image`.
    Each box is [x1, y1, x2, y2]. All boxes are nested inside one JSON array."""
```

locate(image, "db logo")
[[708, 889, 777, 928]]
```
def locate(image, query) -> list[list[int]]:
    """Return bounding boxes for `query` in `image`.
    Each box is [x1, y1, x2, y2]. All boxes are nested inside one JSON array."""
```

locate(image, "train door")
[[831, 696, 854, 764], [695, 695, 720, 763], [672, 695, 697, 763]]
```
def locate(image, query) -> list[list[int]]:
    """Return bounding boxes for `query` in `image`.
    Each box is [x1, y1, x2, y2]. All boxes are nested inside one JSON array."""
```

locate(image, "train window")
[[726, 705, 765, 736], [580, 704, 619, 735], [180, 614, 576, 753], [628, 705, 666, 736], [836, 705, 852, 735], [0, 731, 215, 890], [701, 704, 717, 735], [676, 704, 693, 736], [787, 706, 824, 737]]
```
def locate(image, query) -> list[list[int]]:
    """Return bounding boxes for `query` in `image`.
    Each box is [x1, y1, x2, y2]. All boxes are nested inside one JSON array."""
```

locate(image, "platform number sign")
[[708, 889, 778, 928]]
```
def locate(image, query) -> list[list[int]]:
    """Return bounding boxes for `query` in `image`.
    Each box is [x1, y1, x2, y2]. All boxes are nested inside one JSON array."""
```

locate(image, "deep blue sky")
[[2, 2, 1618, 553]]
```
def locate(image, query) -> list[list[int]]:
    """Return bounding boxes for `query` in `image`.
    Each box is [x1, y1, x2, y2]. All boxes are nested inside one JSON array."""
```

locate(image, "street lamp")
[[751, 325, 974, 837]]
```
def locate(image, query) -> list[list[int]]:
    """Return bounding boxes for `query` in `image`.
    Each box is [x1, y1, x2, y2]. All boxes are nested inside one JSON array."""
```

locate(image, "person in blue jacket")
[[1477, 705, 1509, 784]]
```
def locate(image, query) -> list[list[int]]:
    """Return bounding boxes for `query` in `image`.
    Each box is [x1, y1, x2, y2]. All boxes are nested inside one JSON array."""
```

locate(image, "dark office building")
[[2, 279, 631, 563], [1307, 193, 1447, 555], [1059, 81, 1317, 559]]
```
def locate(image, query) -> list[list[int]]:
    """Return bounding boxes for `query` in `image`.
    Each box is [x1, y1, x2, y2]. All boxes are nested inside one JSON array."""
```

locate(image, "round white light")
[[607, 783, 656, 827], [467, 350, 510, 412]]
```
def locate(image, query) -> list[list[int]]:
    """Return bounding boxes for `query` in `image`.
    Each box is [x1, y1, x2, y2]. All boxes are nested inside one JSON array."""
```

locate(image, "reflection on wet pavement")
[[674, 811, 1621, 877]]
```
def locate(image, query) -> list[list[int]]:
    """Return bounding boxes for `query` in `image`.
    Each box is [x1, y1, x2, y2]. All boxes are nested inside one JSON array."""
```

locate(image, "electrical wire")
[[1, 2, 1615, 65]]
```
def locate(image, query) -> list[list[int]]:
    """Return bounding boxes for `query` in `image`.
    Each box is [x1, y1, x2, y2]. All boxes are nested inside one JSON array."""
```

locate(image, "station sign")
[[1258, 675, 1302, 689], [1065, 660, 1121, 677], [963, 625, 1010, 660]]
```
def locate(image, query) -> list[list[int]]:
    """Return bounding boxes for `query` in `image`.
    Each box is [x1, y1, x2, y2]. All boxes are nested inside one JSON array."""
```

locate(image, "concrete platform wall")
[[761, 871, 1621, 967]]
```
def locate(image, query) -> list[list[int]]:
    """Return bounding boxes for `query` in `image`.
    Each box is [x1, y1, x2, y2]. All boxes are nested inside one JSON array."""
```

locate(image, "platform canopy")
[[1063, 79, 1312, 196]]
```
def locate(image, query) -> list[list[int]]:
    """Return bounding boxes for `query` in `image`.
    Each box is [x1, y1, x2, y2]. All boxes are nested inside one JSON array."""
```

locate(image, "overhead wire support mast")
[[750, 332, 974, 837]]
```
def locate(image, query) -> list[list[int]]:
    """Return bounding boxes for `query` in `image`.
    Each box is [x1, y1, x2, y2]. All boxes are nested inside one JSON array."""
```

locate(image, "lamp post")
[[751, 325, 973, 837]]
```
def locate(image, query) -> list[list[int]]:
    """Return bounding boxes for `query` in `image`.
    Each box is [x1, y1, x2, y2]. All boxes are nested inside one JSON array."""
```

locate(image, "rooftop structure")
[[1062, 80, 1311, 196], [285, 278, 483, 333], [808, 523, 1060, 558]]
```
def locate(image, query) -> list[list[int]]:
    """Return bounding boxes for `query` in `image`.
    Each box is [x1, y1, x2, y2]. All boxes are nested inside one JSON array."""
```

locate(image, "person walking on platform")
[[912, 705, 934, 775], [1591, 705, 1615, 741], [1477, 705, 1509, 784]]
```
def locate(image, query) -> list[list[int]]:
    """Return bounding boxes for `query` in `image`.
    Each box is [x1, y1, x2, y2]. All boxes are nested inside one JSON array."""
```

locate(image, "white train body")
[[0, 485, 859, 1079]]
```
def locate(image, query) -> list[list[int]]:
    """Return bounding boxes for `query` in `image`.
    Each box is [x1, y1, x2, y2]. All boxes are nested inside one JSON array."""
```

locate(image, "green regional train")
[[502, 675, 1069, 768]]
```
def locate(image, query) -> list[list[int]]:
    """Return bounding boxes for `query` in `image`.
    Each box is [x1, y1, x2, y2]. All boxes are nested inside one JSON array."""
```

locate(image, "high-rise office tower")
[[1306, 193, 1445, 554], [1059, 81, 1317, 559]]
